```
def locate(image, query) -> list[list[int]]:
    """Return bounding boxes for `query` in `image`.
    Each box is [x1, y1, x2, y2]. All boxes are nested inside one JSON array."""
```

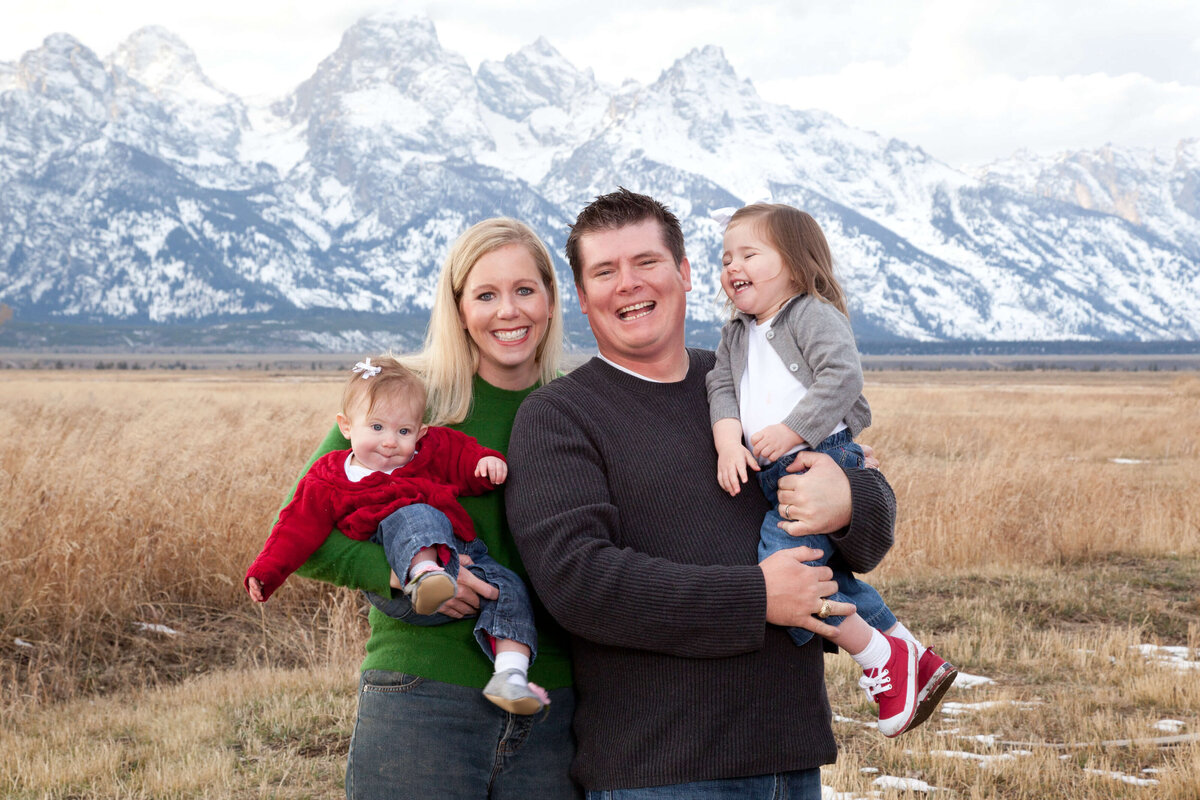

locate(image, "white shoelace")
[[859, 668, 893, 701]]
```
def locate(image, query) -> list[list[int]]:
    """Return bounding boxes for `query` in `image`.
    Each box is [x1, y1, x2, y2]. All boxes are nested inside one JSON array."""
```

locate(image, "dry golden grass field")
[[1, 368, 1198, 799]]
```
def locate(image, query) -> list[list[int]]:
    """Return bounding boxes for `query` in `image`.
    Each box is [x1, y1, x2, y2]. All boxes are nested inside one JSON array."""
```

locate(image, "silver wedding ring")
[[783, 504, 794, 521]]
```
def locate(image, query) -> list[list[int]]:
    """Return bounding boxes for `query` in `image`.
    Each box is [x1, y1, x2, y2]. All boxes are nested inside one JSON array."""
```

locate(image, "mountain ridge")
[[1, 13, 1197, 350]]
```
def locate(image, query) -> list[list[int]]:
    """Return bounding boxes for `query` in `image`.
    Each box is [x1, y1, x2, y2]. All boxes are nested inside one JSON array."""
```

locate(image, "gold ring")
[[817, 599, 833, 619], [783, 504, 793, 521]]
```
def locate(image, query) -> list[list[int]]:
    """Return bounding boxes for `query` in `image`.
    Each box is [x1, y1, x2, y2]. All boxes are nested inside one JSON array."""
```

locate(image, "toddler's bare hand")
[[716, 446, 759, 496], [476, 456, 508, 485], [750, 424, 805, 463], [247, 577, 266, 603]]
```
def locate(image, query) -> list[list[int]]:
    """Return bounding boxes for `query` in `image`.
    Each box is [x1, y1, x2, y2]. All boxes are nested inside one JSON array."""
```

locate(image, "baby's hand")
[[247, 576, 266, 603], [716, 444, 760, 496], [476, 456, 508, 485], [750, 424, 805, 463]]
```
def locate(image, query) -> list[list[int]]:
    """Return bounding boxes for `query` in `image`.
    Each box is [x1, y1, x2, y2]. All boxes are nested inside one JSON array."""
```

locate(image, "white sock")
[[851, 629, 893, 672], [494, 650, 530, 685], [888, 622, 925, 656], [408, 559, 442, 581]]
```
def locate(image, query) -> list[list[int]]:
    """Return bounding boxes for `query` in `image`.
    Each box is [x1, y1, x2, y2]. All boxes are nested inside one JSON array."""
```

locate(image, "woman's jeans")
[[757, 430, 897, 646], [348, 670, 580, 799], [363, 503, 538, 660]]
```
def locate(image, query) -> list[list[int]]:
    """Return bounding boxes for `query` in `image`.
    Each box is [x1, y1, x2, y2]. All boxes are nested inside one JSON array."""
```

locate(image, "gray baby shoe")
[[483, 669, 546, 715]]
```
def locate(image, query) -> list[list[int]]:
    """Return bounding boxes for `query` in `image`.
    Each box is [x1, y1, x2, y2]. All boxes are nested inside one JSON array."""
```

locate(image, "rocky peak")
[[108, 26, 231, 106], [477, 36, 597, 118], [18, 33, 111, 101]]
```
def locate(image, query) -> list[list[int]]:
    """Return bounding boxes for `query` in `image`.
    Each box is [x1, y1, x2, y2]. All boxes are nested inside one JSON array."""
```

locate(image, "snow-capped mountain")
[[1, 13, 1197, 349]]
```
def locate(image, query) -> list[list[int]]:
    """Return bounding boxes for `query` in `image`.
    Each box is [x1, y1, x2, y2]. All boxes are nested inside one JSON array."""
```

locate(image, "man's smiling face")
[[575, 218, 692, 375]]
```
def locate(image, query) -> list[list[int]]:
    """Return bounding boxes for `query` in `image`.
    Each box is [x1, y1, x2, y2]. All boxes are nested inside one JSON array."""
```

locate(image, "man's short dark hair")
[[565, 188, 686, 286]]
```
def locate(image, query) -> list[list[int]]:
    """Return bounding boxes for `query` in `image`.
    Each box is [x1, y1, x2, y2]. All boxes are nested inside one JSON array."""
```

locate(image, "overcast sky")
[[4, 0, 1198, 167]]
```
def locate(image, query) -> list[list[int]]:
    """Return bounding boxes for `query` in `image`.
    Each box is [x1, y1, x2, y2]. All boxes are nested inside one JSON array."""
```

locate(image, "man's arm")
[[774, 450, 896, 574], [506, 392, 845, 657]]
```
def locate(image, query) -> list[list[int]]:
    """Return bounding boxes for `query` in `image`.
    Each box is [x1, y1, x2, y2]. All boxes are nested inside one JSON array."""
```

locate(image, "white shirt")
[[738, 317, 811, 465]]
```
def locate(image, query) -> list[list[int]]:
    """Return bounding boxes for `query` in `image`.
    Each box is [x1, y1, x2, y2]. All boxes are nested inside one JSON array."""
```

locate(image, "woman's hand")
[[436, 554, 500, 619]]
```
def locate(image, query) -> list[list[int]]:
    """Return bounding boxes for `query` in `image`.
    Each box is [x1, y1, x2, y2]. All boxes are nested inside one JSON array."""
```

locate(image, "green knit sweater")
[[292, 375, 573, 689]]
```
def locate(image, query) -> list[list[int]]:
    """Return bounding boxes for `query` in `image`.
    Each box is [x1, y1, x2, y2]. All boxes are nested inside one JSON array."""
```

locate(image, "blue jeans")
[[347, 670, 581, 799], [757, 430, 896, 646], [363, 503, 538, 660], [585, 768, 821, 799]]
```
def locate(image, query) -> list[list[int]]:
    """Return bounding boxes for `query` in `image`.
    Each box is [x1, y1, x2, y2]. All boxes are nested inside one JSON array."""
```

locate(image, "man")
[[505, 189, 897, 798]]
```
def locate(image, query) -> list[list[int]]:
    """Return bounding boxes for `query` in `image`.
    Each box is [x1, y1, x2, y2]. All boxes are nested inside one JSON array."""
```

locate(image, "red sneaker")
[[858, 635, 918, 737], [907, 648, 958, 732]]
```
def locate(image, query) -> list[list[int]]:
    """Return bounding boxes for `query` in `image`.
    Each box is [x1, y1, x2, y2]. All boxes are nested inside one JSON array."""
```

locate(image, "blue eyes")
[[399, 428, 411, 436], [371, 424, 383, 431], [475, 287, 536, 301]]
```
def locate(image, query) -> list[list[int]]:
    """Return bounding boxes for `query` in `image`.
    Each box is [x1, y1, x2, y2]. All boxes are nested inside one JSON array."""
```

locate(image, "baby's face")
[[340, 394, 426, 472]]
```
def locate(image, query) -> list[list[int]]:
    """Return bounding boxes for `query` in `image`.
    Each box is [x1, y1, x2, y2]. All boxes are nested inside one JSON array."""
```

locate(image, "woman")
[[292, 218, 577, 799]]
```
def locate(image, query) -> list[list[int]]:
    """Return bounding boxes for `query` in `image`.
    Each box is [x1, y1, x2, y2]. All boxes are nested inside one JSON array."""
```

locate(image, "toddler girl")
[[246, 355, 548, 714], [706, 204, 955, 737]]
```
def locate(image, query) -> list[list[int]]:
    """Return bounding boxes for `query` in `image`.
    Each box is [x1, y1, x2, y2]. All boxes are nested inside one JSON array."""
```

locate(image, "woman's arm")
[[289, 425, 393, 595]]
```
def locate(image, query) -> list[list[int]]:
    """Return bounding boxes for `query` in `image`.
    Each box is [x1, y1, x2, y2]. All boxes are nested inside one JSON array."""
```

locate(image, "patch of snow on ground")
[[1153, 719, 1186, 733], [873, 775, 936, 792], [929, 749, 1031, 767], [14, 638, 33, 648], [940, 699, 1042, 716], [1134, 644, 1200, 670], [833, 713, 875, 730], [1083, 768, 1159, 787], [953, 671, 995, 688], [134, 622, 179, 636], [959, 733, 999, 745], [1108, 457, 1147, 464]]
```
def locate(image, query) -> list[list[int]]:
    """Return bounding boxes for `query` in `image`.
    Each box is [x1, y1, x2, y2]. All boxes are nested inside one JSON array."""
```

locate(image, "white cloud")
[[3, 0, 1198, 164]]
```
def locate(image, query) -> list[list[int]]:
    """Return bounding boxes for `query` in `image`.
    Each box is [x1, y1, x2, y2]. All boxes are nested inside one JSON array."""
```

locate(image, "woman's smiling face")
[[457, 243, 554, 390]]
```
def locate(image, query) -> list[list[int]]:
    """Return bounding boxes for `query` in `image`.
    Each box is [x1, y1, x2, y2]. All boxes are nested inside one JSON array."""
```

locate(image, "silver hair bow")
[[352, 358, 382, 379]]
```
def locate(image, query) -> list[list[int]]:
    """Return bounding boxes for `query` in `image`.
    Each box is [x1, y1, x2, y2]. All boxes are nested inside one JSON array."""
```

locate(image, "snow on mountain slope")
[[0, 14, 1196, 343]]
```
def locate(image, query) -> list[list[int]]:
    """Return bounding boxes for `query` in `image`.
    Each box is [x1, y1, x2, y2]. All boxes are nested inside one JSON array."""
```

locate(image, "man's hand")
[[749, 423, 805, 463], [776, 451, 852, 537], [476, 456, 508, 485], [760, 548, 855, 635], [436, 554, 499, 619]]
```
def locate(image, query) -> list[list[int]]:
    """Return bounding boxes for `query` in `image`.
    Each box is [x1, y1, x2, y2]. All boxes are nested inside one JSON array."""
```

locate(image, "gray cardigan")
[[706, 293, 871, 448]]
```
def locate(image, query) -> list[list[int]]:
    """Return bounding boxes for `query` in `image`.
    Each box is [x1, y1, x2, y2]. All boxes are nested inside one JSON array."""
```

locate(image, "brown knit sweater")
[[506, 350, 896, 790]]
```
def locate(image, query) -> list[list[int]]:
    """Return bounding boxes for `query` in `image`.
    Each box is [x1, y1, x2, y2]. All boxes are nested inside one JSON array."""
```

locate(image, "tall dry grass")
[[1, 369, 1197, 713], [0, 368, 1198, 798], [863, 372, 1200, 574], [0, 372, 363, 713]]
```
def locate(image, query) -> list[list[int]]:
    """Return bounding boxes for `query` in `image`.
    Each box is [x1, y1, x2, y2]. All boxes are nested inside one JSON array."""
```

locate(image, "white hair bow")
[[352, 358, 382, 379], [709, 196, 773, 228]]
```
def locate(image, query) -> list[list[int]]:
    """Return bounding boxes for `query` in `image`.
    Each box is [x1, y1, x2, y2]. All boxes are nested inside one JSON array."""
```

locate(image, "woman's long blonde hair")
[[728, 204, 848, 316], [402, 218, 563, 426]]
